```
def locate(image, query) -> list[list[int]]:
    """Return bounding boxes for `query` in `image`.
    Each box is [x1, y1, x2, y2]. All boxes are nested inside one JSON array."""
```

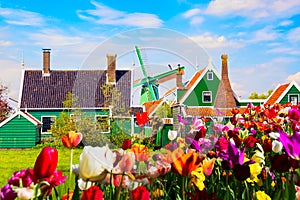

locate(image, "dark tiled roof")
[[20, 70, 131, 110]]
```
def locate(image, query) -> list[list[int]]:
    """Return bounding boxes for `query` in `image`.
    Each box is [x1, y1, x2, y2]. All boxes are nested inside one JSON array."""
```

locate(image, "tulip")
[[202, 158, 216, 176], [121, 139, 132, 150], [131, 186, 150, 200], [34, 146, 58, 180], [61, 131, 82, 149], [81, 186, 104, 200], [136, 112, 149, 127], [130, 143, 150, 162], [172, 150, 202, 176], [79, 146, 116, 181], [168, 130, 177, 141], [117, 151, 135, 172], [278, 130, 300, 160], [17, 188, 34, 200]]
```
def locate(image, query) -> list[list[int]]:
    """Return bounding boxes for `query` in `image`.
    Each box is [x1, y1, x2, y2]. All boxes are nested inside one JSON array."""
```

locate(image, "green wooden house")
[[264, 81, 300, 106], [0, 111, 42, 148], [0, 49, 142, 148]]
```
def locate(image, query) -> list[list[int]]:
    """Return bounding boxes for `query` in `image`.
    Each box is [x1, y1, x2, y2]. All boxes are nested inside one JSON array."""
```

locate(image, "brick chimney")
[[42, 49, 51, 76], [107, 54, 117, 84], [214, 54, 236, 109], [176, 64, 183, 89]]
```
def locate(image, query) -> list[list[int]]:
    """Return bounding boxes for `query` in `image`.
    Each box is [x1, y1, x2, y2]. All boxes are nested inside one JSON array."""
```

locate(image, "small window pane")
[[207, 72, 213, 80], [290, 95, 299, 105], [96, 116, 110, 133], [203, 91, 212, 102], [42, 116, 55, 133]]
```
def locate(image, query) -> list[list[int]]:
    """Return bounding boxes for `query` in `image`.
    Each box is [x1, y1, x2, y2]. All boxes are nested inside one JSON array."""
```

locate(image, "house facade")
[[0, 49, 142, 148]]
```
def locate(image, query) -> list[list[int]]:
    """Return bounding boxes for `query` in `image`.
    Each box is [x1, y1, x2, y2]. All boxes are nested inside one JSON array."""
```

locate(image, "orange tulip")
[[130, 143, 150, 162], [61, 131, 82, 149], [202, 157, 216, 176], [171, 149, 203, 176]]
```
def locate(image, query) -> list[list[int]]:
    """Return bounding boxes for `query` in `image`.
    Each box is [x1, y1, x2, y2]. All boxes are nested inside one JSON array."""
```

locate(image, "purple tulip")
[[0, 184, 17, 200], [278, 130, 300, 160]]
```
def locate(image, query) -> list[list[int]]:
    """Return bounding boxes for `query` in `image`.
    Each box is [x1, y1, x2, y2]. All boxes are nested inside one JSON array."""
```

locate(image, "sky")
[[0, 0, 300, 103]]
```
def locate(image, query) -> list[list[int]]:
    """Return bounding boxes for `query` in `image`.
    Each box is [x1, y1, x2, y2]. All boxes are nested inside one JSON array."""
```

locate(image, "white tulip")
[[272, 140, 283, 153], [168, 130, 177, 141], [79, 145, 116, 181], [17, 188, 34, 200]]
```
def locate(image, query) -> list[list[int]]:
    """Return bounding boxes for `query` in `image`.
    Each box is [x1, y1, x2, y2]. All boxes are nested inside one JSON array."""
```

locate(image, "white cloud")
[[250, 26, 280, 42], [190, 33, 244, 49], [287, 27, 300, 42], [279, 20, 293, 26], [0, 59, 21, 98], [287, 72, 300, 85], [0, 40, 12, 46], [0, 7, 44, 26], [28, 29, 84, 47], [267, 47, 300, 55], [183, 8, 202, 18], [77, 1, 163, 28], [205, 0, 300, 19]]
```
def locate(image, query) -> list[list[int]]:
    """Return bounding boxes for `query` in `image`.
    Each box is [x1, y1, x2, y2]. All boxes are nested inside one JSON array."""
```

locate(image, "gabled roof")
[[0, 111, 42, 128], [177, 60, 220, 104], [19, 69, 132, 110], [264, 81, 300, 105]]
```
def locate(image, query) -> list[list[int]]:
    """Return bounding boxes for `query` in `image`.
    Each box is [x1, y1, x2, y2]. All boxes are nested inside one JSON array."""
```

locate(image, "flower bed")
[[1, 103, 300, 200]]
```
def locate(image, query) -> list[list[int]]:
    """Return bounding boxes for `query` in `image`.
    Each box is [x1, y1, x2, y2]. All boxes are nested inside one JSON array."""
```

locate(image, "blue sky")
[[0, 0, 300, 101]]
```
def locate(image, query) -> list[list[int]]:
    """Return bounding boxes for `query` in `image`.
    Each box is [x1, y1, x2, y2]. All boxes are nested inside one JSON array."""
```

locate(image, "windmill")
[[133, 46, 184, 105]]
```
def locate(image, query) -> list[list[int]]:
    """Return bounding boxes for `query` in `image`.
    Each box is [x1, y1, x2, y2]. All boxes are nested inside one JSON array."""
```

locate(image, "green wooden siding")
[[184, 70, 220, 106], [279, 85, 300, 104], [0, 115, 40, 148]]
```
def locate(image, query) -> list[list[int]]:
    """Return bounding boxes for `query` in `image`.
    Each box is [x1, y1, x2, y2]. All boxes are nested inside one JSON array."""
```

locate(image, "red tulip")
[[136, 112, 149, 127], [121, 139, 131, 150], [81, 186, 103, 200], [33, 146, 58, 180], [131, 186, 150, 200], [61, 131, 83, 149]]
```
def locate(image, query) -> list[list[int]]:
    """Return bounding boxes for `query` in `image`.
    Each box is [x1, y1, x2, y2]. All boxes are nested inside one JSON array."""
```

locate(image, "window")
[[41, 116, 56, 133], [289, 94, 299, 105], [96, 115, 110, 133], [202, 91, 212, 103], [207, 72, 213, 80]]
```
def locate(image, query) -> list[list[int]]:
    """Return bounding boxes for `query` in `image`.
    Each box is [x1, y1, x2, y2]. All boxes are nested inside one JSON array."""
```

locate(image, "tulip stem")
[[69, 148, 73, 188], [182, 176, 186, 200]]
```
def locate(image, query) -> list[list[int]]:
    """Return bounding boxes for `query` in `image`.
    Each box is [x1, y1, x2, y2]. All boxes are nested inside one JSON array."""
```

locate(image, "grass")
[[0, 147, 82, 190]]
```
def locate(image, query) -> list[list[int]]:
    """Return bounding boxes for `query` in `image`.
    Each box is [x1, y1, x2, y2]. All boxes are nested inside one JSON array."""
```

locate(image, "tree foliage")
[[154, 101, 172, 118], [248, 90, 273, 99], [0, 85, 12, 122]]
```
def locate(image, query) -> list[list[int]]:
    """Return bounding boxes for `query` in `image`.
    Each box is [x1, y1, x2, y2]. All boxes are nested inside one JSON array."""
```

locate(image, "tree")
[[248, 90, 273, 99], [154, 101, 172, 118], [0, 84, 12, 122]]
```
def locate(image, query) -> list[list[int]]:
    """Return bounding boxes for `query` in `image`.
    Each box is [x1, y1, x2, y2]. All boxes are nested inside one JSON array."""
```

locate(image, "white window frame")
[[41, 116, 56, 134], [207, 72, 213, 80], [95, 115, 110, 133], [202, 91, 212, 103], [289, 94, 299, 105]]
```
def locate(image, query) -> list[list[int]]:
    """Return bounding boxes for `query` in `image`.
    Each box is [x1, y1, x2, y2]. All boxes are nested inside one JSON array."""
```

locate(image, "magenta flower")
[[227, 139, 245, 166], [178, 115, 189, 125], [8, 168, 35, 187], [0, 184, 17, 200], [189, 116, 204, 133], [288, 107, 300, 121], [42, 170, 67, 196], [278, 130, 300, 160]]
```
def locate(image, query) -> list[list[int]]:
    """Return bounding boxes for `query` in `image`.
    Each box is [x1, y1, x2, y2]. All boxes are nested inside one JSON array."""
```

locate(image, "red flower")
[[136, 112, 149, 127], [81, 186, 103, 200], [131, 186, 150, 200], [33, 146, 58, 180], [122, 139, 132, 150], [243, 135, 258, 149]]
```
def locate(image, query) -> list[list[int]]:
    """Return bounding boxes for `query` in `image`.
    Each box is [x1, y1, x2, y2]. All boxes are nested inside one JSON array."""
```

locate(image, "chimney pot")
[[43, 48, 51, 75]]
